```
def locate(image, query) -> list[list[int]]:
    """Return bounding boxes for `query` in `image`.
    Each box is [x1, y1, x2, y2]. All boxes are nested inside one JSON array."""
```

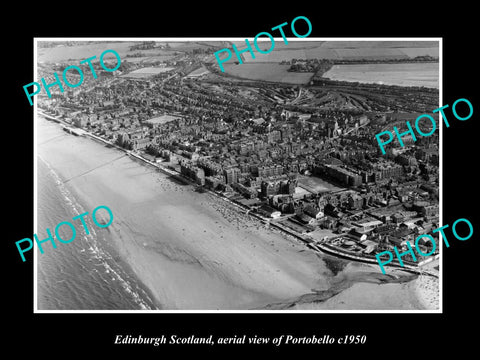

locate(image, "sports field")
[[122, 67, 175, 78]]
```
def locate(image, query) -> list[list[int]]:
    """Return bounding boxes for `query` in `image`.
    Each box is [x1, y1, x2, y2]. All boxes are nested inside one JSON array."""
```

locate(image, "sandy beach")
[[37, 116, 439, 310], [258, 262, 431, 310], [414, 275, 439, 310]]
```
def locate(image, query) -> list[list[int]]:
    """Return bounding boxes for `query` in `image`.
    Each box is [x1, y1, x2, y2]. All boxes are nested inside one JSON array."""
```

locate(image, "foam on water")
[[37, 155, 156, 310]]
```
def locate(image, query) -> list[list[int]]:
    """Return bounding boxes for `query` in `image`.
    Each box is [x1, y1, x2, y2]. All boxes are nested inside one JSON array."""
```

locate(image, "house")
[[324, 203, 343, 218], [303, 203, 324, 219], [360, 239, 378, 254], [296, 213, 316, 225], [348, 228, 368, 242], [348, 194, 363, 210], [132, 138, 151, 151], [257, 204, 281, 218], [252, 118, 265, 125], [388, 236, 406, 247]]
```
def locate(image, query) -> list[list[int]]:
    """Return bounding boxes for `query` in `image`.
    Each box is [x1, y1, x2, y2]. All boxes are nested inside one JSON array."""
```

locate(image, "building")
[[205, 175, 225, 190], [296, 213, 316, 225], [348, 228, 368, 241], [260, 178, 296, 198], [347, 194, 363, 210], [223, 167, 240, 185], [74, 116, 88, 128], [303, 203, 324, 219], [413, 202, 438, 219], [232, 183, 257, 199], [314, 164, 362, 187], [352, 219, 383, 230], [198, 159, 222, 176], [416, 147, 438, 162], [258, 165, 284, 178], [180, 162, 205, 185], [132, 138, 151, 151], [261, 180, 280, 198], [396, 154, 417, 166], [371, 162, 404, 182], [257, 204, 281, 218]]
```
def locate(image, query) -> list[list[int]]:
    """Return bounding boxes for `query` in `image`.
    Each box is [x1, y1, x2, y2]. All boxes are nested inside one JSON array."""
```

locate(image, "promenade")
[[38, 110, 438, 278]]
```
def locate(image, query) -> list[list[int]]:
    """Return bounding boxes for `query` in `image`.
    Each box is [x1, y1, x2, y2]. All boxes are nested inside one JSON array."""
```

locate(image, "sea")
[[36, 155, 158, 310]]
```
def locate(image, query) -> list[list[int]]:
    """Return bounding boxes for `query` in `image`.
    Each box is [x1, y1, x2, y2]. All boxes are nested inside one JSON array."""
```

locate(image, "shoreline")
[[40, 110, 426, 275], [37, 116, 333, 309], [37, 114, 439, 310]]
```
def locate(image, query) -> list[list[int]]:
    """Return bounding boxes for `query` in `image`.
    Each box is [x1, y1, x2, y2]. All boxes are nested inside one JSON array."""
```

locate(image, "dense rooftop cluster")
[[38, 48, 440, 268]]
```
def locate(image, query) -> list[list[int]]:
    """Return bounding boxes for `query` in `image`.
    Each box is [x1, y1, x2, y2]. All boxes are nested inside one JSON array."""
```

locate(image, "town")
[[36, 40, 440, 274]]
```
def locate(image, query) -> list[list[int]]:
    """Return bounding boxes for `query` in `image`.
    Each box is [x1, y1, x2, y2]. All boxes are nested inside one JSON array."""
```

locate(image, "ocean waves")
[[36, 156, 157, 310]]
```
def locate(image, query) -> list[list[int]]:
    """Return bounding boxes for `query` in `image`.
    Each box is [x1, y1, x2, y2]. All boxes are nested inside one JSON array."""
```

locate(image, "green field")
[[38, 42, 139, 62], [230, 40, 439, 63], [223, 63, 314, 84], [122, 66, 175, 78], [297, 175, 344, 193], [37, 41, 180, 64], [323, 62, 439, 89]]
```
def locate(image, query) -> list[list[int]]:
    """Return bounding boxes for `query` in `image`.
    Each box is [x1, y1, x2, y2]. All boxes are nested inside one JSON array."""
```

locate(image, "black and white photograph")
[[33, 38, 441, 312], [6, 7, 478, 356]]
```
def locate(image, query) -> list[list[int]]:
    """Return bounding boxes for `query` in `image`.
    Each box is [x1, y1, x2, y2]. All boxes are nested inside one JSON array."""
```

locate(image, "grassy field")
[[223, 63, 314, 84], [38, 40, 439, 65], [37, 41, 181, 63], [228, 40, 440, 63], [398, 47, 439, 57], [38, 42, 138, 62], [122, 67, 175, 78], [145, 114, 182, 125], [298, 175, 344, 193], [323, 62, 439, 89]]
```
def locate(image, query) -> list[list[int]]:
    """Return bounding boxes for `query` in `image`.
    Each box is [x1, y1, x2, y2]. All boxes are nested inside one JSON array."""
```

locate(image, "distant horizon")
[[37, 38, 439, 64]]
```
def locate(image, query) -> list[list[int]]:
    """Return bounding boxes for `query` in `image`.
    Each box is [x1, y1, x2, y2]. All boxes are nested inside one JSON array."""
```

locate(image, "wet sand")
[[38, 118, 331, 309], [260, 262, 426, 310], [414, 275, 439, 310], [37, 117, 439, 310]]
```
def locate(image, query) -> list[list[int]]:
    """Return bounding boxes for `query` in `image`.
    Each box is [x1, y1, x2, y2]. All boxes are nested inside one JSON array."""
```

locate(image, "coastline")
[[38, 116, 332, 309], [414, 275, 439, 310], [259, 262, 429, 310], [37, 115, 439, 310]]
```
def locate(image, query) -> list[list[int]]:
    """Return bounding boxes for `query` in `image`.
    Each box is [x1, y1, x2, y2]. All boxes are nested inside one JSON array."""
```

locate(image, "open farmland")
[[37, 41, 138, 62], [222, 63, 314, 84], [323, 62, 439, 89], [156, 41, 225, 51], [226, 40, 439, 63], [320, 40, 439, 48], [398, 47, 439, 57], [230, 40, 327, 50], [247, 48, 339, 62]]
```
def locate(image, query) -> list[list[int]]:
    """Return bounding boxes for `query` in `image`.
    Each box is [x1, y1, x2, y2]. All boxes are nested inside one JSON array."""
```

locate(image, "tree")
[[115, 135, 123, 147]]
